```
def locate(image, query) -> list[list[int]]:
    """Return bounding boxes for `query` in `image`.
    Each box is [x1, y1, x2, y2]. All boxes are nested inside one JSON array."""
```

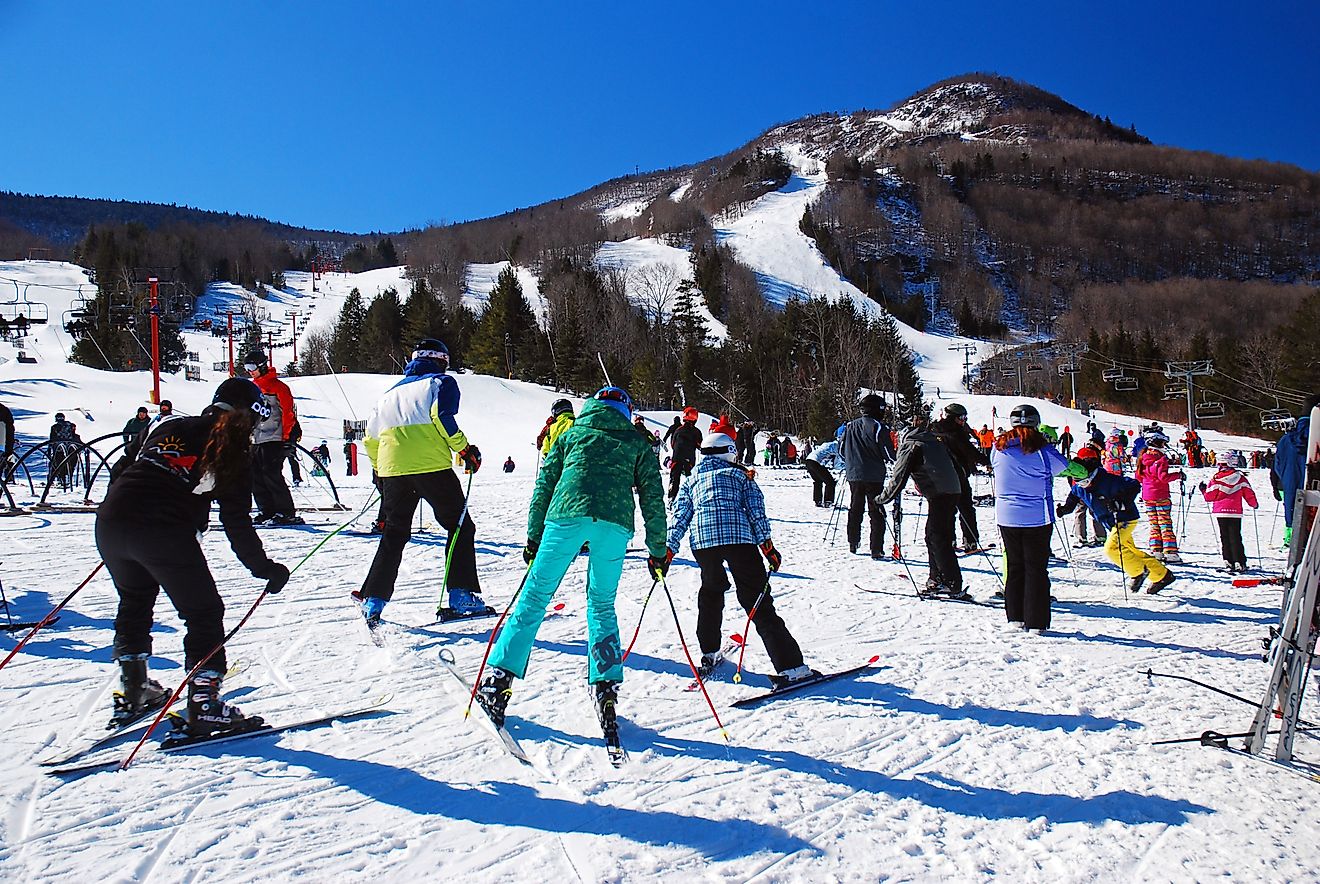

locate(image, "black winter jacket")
[[839, 416, 896, 483], [880, 429, 962, 503], [929, 416, 990, 476], [103, 408, 274, 576], [670, 422, 703, 464]]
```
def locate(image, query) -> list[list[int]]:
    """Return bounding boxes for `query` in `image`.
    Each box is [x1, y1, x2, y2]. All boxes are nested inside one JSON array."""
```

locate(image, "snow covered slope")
[[0, 260, 1307, 881]]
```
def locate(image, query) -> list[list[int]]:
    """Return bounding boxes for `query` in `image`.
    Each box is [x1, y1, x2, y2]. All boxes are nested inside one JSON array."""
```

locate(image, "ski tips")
[[730, 633, 744, 644], [867, 655, 880, 664]]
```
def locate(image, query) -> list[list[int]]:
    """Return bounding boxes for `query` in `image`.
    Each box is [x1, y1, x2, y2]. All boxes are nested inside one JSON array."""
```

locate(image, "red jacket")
[[1203, 467, 1259, 516], [252, 367, 296, 442], [709, 415, 738, 440]]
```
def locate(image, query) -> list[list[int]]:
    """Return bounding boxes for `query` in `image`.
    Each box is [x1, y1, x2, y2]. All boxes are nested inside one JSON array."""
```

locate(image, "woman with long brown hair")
[[991, 404, 1069, 635], [95, 378, 289, 735]]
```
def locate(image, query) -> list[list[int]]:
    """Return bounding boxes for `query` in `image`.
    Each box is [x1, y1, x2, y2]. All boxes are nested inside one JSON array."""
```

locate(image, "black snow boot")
[[182, 669, 263, 737], [593, 681, 620, 742], [110, 654, 170, 728], [475, 667, 513, 729]]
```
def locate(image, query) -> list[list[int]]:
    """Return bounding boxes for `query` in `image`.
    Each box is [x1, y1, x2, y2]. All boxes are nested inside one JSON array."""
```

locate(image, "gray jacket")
[[839, 416, 895, 483], [880, 429, 962, 503]]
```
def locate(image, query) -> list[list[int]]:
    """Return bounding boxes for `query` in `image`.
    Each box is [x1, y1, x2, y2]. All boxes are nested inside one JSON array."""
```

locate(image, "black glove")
[[256, 561, 290, 594], [1274, 486, 1283, 501], [1055, 503, 1067, 518], [523, 539, 539, 565], [648, 550, 672, 581], [459, 445, 482, 473], [759, 540, 782, 573], [1198, 481, 1207, 494]]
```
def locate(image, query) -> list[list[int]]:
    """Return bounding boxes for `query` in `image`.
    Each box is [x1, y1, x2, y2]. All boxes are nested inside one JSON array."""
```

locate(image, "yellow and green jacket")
[[365, 371, 469, 477], [540, 413, 575, 455]]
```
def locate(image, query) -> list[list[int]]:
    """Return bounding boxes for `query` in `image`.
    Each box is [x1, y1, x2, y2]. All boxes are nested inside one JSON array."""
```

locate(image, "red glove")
[[759, 540, 782, 572]]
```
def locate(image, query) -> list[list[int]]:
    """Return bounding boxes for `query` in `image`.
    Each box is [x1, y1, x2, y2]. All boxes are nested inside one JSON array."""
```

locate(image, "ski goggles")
[[596, 386, 633, 411]]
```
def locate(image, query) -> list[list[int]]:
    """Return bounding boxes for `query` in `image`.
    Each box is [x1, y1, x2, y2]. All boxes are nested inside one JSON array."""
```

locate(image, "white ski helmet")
[[699, 432, 737, 462]]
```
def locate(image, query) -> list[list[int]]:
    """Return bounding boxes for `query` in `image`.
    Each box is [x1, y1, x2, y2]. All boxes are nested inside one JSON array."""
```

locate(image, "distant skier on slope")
[[666, 430, 814, 687], [535, 399, 575, 456], [98, 377, 289, 734], [353, 338, 488, 625], [475, 386, 667, 732], [667, 407, 703, 506]]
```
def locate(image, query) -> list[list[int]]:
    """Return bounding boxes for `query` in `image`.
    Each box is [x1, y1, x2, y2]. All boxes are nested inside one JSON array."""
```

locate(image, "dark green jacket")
[[528, 399, 667, 556]]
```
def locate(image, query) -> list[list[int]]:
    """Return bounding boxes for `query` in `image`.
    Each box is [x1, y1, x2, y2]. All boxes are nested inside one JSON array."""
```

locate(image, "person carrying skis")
[[476, 385, 667, 729], [1201, 455, 1259, 573], [354, 338, 488, 624], [666, 431, 813, 687], [1271, 403, 1314, 549], [536, 398, 575, 455], [121, 406, 151, 446], [804, 432, 842, 507], [839, 394, 896, 559], [879, 416, 966, 598], [929, 402, 991, 552], [991, 404, 1069, 634], [667, 406, 703, 506], [1135, 430, 1184, 563], [1059, 451, 1176, 594], [96, 378, 289, 734], [242, 348, 303, 526]]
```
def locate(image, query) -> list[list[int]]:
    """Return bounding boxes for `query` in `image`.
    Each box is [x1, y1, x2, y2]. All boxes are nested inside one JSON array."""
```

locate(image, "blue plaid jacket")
[[667, 457, 772, 552]]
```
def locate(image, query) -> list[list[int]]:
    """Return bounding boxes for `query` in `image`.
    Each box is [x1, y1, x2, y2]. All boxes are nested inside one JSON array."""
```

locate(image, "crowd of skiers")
[[8, 331, 1316, 746]]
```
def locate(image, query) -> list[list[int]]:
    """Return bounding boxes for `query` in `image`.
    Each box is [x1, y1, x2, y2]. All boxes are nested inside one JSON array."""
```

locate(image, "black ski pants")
[[692, 544, 803, 673], [361, 469, 479, 601], [251, 441, 296, 517], [668, 458, 694, 500], [803, 460, 836, 507], [96, 516, 228, 672], [1000, 523, 1053, 630], [1217, 516, 1248, 568], [925, 493, 962, 591], [285, 449, 302, 483], [846, 480, 886, 555], [955, 469, 979, 548]]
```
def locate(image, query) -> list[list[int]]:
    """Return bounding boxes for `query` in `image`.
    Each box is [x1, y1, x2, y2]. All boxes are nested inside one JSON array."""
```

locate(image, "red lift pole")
[[227, 311, 235, 376], [149, 277, 161, 405]]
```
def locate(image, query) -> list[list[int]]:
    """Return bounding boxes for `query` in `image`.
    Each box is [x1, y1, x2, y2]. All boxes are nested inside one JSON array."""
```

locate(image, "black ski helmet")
[[550, 398, 573, 417], [944, 403, 969, 420], [411, 338, 450, 370], [241, 348, 268, 372], [858, 393, 886, 419], [1010, 403, 1041, 428], [213, 377, 271, 420]]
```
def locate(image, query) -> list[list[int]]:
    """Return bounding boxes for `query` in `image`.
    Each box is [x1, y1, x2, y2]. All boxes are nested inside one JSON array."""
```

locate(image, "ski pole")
[[621, 578, 659, 662], [120, 491, 379, 769], [657, 574, 729, 741], [1115, 524, 1130, 602], [1269, 498, 1280, 546], [0, 561, 104, 674], [0, 570, 12, 629], [463, 563, 532, 720], [438, 470, 476, 611], [1052, 516, 1080, 590], [732, 579, 772, 683], [1252, 505, 1263, 569]]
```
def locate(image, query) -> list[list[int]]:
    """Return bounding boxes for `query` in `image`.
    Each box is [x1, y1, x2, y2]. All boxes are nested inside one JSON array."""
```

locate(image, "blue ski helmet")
[[594, 385, 633, 418]]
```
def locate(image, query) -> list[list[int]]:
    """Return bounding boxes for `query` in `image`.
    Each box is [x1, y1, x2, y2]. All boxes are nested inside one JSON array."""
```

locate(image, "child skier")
[[1103, 429, 1128, 476], [1135, 430, 1185, 562], [1059, 453, 1176, 594], [476, 386, 668, 733], [1201, 456, 1259, 572], [666, 431, 813, 686]]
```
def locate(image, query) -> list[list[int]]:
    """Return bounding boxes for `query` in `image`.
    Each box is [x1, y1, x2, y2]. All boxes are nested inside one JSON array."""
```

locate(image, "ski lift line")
[[0, 275, 91, 293], [1083, 349, 1308, 405]]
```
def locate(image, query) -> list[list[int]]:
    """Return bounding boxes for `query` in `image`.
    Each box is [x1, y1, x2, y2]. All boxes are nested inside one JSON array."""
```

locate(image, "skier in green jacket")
[[476, 385, 668, 732]]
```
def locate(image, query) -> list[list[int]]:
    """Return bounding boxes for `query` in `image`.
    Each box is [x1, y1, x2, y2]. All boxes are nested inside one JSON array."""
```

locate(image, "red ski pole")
[[658, 574, 729, 741], [0, 561, 104, 674], [732, 580, 771, 684], [464, 565, 531, 719], [621, 579, 659, 662]]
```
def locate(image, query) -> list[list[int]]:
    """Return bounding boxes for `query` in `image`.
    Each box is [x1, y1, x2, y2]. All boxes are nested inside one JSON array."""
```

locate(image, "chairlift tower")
[[1164, 360, 1215, 432], [948, 342, 978, 390]]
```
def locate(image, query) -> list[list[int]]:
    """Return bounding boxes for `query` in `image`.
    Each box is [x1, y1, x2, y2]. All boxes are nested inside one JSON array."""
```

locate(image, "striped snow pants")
[[1145, 497, 1178, 556]]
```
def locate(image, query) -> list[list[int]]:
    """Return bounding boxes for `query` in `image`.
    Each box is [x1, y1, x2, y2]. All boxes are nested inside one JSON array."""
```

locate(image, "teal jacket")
[[528, 399, 667, 556]]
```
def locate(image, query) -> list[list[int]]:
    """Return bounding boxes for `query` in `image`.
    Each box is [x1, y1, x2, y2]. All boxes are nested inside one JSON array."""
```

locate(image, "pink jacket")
[[1136, 448, 1183, 501], [1202, 467, 1258, 517]]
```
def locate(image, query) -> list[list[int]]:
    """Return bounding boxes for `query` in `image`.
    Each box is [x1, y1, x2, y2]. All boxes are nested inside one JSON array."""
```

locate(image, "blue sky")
[[2, 1, 1316, 233]]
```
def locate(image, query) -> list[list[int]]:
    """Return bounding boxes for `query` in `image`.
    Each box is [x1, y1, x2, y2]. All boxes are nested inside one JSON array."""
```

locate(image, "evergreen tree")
[[402, 277, 447, 348], [358, 288, 405, 374], [329, 287, 367, 372], [469, 267, 540, 378]]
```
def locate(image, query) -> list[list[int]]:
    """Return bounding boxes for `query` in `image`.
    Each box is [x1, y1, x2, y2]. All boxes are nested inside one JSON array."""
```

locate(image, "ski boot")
[[438, 588, 495, 621], [175, 669, 263, 738], [695, 652, 723, 678], [475, 667, 513, 729], [1128, 570, 1148, 594], [351, 591, 387, 628], [268, 514, 306, 526], [109, 654, 169, 729], [252, 512, 274, 525], [593, 681, 620, 739], [1147, 571, 1176, 594], [1162, 552, 1183, 565], [769, 665, 821, 690]]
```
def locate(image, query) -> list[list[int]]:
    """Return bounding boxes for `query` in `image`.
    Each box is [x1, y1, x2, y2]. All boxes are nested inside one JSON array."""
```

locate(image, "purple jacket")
[[991, 438, 1070, 528]]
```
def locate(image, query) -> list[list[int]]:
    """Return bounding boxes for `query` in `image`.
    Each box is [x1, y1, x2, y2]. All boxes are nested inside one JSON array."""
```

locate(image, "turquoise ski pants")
[[488, 517, 631, 684]]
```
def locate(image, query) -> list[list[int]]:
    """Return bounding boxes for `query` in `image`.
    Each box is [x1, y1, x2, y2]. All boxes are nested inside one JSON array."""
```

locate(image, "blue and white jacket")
[[667, 457, 772, 553]]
